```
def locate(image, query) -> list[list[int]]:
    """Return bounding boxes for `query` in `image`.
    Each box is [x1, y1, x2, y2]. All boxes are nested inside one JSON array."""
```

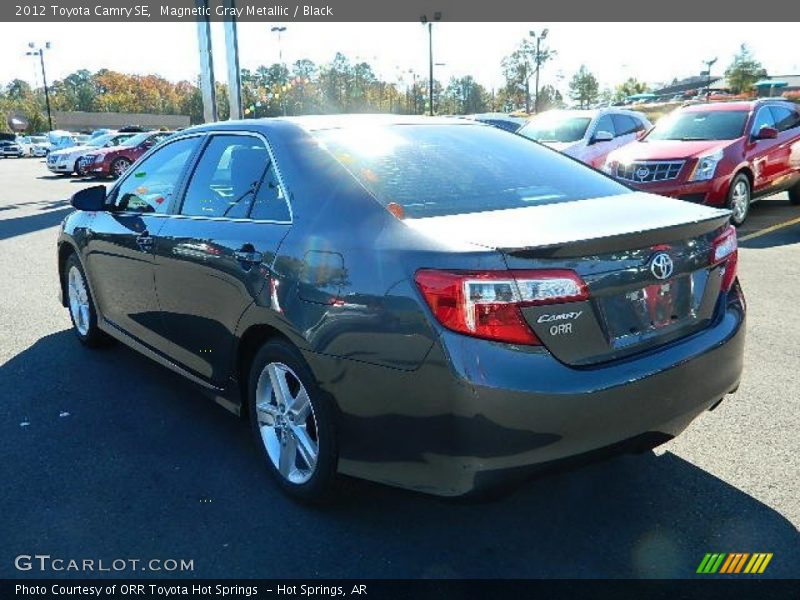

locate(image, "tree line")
[[0, 41, 779, 133]]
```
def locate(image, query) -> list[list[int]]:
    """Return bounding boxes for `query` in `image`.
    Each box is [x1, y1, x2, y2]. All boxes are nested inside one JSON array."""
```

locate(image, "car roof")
[[532, 108, 646, 119], [681, 101, 757, 112], [278, 114, 475, 132]]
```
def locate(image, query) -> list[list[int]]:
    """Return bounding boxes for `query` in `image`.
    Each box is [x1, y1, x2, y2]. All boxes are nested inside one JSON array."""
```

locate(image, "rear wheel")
[[111, 157, 131, 178], [726, 173, 751, 226], [789, 181, 800, 206], [64, 254, 109, 347], [247, 339, 337, 502]]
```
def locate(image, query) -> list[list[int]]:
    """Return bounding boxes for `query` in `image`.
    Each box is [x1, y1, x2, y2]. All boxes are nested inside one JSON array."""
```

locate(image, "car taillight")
[[710, 225, 738, 292], [414, 269, 588, 345]]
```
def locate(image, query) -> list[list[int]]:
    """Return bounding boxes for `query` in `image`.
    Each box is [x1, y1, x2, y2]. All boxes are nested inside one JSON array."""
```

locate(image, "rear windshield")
[[647, 110, 748, 141], [313, 123, 628, 218]]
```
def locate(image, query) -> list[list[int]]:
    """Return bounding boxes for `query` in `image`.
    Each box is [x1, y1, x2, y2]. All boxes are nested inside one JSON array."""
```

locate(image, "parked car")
[[0, 140, 24, 158], [58, 115, 745, 500], [47, 132, 136, 175], [603, 99, 800, 225], [15, 135, 48, 157], [467, 112, 527, 133], [518, 109, 652, 169], [80, 131, 173, 178]]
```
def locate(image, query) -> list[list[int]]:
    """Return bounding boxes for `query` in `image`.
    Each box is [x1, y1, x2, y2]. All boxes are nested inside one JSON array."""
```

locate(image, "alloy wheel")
[[113, 159, 130, 177], [67, 266, 90, 336], [255, 362, 319, 484], [730, 180, 749, 224]]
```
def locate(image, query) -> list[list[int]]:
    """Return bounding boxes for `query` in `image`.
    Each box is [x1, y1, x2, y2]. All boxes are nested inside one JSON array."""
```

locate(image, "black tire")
[[726, 173, 751, 227], [110, 158, 131, 178], [789, 181, 800, 206], [63, 253, 110, 347], [73, 159, 81, 175], [247, 338, 338, 502]]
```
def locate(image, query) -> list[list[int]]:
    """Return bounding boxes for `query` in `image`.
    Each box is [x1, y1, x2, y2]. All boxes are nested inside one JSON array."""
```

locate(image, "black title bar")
[[3, 0, 800, 21]]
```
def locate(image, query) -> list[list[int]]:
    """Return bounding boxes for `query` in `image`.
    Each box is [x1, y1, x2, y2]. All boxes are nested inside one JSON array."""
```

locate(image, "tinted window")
[[182, 135, 268, 218], [594, 115, 616, 138], [612, 114, 639, 136], [314, 123, 629, 219], [519, 115, 591, 143], [249, 163, 291, 222], [769, 106, 800, 132], [113, 136, 200, 214], [751, 108, 776, 134], [648, 110, 749, 141]]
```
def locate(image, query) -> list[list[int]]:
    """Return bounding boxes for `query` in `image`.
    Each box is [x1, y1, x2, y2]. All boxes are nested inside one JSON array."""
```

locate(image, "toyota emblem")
[[649, 252, 674, 280], [636, 166, 651, 181]]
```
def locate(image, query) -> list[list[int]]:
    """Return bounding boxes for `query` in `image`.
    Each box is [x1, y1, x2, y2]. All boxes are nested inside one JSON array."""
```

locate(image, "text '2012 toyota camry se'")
[[57, 115, 745, 500]]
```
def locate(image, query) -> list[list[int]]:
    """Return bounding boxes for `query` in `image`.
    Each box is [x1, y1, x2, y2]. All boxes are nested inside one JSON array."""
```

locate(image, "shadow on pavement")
[[1, 330, 797, 579], [0, 207, 72, 241]]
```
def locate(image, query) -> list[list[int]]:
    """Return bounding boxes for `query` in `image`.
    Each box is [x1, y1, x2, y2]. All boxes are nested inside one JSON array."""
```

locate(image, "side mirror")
[[755, 126, 778, 140], [592, 130, 614, 144], [71, 185, 107, 211]]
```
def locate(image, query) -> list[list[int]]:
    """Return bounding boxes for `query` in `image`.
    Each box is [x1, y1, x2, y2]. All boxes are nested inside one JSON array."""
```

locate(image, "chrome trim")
[[615, 160, 685, 183]]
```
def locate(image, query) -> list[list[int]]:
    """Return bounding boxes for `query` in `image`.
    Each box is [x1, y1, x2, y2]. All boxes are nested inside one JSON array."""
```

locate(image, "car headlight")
[[602, 159, 618, 175], [690, 149, 724, 181]]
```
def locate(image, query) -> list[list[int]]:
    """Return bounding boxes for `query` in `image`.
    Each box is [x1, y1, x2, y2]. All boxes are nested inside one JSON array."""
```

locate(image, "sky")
[[1, 22, 798, 96]]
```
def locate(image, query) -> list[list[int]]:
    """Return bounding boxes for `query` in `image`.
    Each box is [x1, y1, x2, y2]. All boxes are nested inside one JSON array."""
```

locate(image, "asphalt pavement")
[[0, 158, 797, 579]]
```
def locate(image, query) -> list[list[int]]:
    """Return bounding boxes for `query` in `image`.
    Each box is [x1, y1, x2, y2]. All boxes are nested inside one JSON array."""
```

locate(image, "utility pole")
[[420, 12, 441, 116], [271, 26, 288, 116], [26, 42, 52, 131], [702, 57, 718, 99], [529, 29, 549, 114]]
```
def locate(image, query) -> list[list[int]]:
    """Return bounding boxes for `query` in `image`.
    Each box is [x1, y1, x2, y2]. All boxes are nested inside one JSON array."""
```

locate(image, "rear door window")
[[181, 135, 269, 219]]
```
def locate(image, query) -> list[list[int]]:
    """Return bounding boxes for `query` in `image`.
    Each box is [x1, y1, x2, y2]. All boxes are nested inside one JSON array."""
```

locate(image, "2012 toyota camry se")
[[57, 115, 745, 500]]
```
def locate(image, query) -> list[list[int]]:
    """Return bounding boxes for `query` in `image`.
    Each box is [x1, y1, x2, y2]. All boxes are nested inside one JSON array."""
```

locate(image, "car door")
[[768, 105, 800, 188], [581, 114, 617, 168], [748, 106, 781, 193], [152, 132, 292, 384], [84, 135, 203, 348]]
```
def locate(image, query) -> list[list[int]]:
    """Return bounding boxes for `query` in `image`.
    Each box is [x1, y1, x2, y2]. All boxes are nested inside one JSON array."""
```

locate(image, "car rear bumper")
[[314, 290, 745, 496]]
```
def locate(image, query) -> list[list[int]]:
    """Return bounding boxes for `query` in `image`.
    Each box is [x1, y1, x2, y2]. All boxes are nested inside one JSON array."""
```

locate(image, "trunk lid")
[[405, 192, 731, 365]]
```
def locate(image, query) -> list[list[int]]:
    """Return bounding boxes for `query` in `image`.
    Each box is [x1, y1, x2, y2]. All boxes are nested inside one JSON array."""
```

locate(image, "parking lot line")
[[739, 215, 800, 242]]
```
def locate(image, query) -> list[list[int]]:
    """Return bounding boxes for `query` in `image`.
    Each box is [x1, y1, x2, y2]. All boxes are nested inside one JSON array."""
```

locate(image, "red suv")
[[80, 131, 173, 178], [603, 100, 800, 225]]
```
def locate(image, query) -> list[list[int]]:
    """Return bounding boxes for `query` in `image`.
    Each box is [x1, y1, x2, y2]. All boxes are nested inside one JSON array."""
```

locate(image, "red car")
[[603, 100, 800, 225], [80, 131, 173, 178]]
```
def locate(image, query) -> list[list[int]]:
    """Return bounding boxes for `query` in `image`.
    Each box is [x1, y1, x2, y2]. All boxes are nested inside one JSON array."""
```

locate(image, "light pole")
[[26, 42, 52, 131], [271, 26, 287, 115], [529, 29, 549, 114], [702, 57, 717, 99], [420, 12, 441, 116]]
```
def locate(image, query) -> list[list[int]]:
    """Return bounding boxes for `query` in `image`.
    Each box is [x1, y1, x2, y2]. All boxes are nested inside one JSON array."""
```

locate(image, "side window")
[[249, 163, 291, 222], [770, 106, 800, 132], [611, 114, 638, 136], [594, 115, 616, 138], [113, 136, 201, 214], [751, 108, 776, 135], [181, 135, 268, 219]]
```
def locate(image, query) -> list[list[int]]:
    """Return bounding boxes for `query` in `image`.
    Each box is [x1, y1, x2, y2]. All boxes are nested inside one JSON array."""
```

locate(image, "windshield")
[[313, 123, 628, 218], [647, 110, 749, 141], [85, 133, 117, 147], [518, 114, 592, 143], [31, 136, 47, 143], [122, 132, 154, 147]]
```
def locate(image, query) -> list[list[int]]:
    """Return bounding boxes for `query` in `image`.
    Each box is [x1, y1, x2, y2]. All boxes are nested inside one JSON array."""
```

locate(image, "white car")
[[16, 136, 48, 157], [46, 132, 135, 175], [517, 109, 652, 170]]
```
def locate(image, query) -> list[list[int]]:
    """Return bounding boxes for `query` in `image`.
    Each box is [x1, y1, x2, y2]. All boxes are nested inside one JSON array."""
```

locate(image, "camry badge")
[[649, 252, 674, 280]]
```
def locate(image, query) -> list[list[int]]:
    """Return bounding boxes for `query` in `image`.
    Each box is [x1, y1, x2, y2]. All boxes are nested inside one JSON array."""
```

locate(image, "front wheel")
[[248, 339, 337, 502], [110, 158, 131, 178], [64, 254, 109, 347], [726, 173, 751, 227]]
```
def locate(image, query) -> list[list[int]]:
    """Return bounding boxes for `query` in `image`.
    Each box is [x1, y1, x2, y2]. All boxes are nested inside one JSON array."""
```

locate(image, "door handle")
[[136, 231, 154, 251], [234, 248, 263, 264]]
